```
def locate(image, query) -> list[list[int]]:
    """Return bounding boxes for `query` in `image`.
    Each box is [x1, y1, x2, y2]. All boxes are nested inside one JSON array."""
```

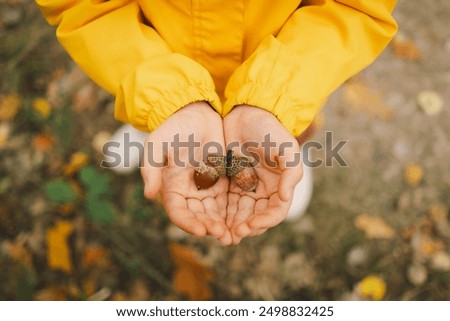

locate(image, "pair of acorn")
[[194, 150, 258, 191]]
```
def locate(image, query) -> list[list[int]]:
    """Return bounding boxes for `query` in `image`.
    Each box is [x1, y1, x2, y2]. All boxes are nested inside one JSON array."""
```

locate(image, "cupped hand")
[[141, 102, 232, 245], [224, 105, 303, 244]]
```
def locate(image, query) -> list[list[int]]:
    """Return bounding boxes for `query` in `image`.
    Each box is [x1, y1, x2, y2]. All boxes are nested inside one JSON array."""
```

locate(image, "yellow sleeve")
[[35, 0, 222, 131], [223, 0, 398, 137]]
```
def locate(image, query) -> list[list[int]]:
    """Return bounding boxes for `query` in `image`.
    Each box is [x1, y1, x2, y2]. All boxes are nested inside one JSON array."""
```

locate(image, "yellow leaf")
[[0, 93, 21, 121], [404, 163, 424, 187], [64, 152, 89, 176], [169, 243, 213, 300], [417, 90, 443, 116], [357, 275, 387, 300], [32, 98, 51, 118], [46, 220, 74, 273], [354, 214, 395, 239], [342, 78, 394, 120]]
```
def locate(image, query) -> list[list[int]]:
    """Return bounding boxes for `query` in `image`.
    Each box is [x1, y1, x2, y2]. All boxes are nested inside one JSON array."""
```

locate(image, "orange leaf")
[[32, 134, 55, 151], [82, 245, 108, 268], [0, 93, 21, 121], [169, 243, 213, 300], [58, 203, 75, 216], [354, 214, 395, 239], [0, 122, 11, 148], [392, 38, 422, 61], [342, 78, 394, 120], [46, 220, 74, 273]]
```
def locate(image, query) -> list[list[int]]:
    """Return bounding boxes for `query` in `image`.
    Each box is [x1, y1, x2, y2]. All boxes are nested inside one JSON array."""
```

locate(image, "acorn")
[[226, 151, 258, 192], [194, 161, 220, 190], [193, 152, 258, 191]]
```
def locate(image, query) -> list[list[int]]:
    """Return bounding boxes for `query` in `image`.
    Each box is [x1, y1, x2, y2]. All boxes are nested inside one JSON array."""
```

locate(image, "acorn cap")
[[206, 154, 227, 177]]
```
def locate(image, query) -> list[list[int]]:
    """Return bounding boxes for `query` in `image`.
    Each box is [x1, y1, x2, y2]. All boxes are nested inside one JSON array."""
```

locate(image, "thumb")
[[277, 153, 303, 202]]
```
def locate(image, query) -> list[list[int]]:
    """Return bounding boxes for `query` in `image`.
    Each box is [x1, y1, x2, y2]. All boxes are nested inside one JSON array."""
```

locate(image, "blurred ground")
[[0, 1, 449, 300]]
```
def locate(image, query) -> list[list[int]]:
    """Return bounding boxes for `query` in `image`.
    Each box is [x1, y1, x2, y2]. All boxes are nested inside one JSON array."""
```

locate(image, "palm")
[[141, 102, 232, 245], [224, 105, 302, 244]]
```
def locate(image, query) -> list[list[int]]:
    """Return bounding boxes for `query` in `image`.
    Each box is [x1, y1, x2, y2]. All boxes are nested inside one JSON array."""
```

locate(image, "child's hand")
[[223, 105, 303, 244], [141, 102, 232, 245]]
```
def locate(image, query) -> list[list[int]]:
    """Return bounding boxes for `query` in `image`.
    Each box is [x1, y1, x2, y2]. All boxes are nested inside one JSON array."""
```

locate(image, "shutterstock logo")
[[101, 131, 348, 169]]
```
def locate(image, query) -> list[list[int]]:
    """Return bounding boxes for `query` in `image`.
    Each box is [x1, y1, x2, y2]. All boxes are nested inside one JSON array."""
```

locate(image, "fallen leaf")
[[417, 90, 443, 116], [34, 285, 68, 301], [64, 151, 89, 176], [128, 279, 151, 301], [342, 78, 394, 120], [82, 245, 108, 268], [32, 97, 51, 118], [0, 122, 10, 148], [354, 214, 395, 239], [0, 93, 20, 121], [85, 198, 117, 224], [357, 275, 387, 300], [418, 237, 444, 257], [428, 204, 450, 238], [72, 83, 97, 112], [404, 163, 424, 187], [58, 203, 75, 216], [32, 134, 54, 151], [392, 37, 422, 61], [3, 240, 33, 267], [45, 179, 78, 203], [407, 263, 427, 286], [169, 243, 213, 300], [430, 251, 450, 271], [46, 220, 74, 273], [84, 277, 96, 297]]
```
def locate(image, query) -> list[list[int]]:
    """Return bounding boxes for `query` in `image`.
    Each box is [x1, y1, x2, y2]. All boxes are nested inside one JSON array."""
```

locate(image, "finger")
[[215, 188, 228, 219], [249, 228, 267, 237], [226, 193, 240, 228], [232, 195, 256, 229], [231, 232, 244, 245], [141, 136, 165, 199], [218, 229, 233, 246], [186, 199, 224, 238], [234, 222, 251, 238], [196, 212, 226, 238], [276, 139, 302, 202], [255, 198, 269, 214], [247, 196, 290, 230], [163, 192, 207, 237], [187, 198, 204, 214], [278, 165, 302, 202], [202, 197, 225, 222]]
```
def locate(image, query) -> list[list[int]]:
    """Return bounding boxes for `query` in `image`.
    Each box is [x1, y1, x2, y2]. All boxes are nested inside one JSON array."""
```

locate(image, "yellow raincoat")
[[36, 0, 397, 136]]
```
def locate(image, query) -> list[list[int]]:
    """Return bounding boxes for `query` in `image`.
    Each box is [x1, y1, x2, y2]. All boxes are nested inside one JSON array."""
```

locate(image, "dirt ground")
[[0, 1, 449, 300]]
